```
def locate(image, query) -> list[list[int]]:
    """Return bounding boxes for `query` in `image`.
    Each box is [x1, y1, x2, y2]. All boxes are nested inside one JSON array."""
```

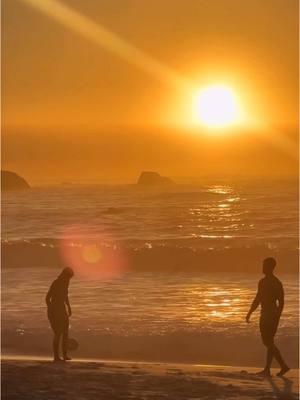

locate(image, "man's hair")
[[263, 257, 276, 270]]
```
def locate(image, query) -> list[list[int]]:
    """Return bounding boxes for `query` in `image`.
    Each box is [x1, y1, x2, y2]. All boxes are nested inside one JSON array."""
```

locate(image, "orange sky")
[[2, 0, 299, 183]]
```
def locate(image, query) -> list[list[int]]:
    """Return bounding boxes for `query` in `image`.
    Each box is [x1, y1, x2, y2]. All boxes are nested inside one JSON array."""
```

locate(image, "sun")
[[193, 84, 242, 129]]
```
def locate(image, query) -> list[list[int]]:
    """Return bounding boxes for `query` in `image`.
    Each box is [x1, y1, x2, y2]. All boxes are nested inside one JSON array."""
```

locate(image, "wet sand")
[[2, 356, 299, 399]]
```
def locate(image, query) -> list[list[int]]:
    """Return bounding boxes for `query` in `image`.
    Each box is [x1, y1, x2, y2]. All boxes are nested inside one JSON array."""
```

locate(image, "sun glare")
[[193, 85, 242, 129]]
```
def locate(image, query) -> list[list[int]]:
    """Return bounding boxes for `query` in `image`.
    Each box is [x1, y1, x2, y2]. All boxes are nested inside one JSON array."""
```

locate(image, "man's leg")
[[266, 343, 274, 370], [261, 318, 289, 376], [271, 318, 289, 376], [273, 345, 289, 376], [273, 345, 285, 367], [262, 336, 274, 375], [259, 323, 273, 376]]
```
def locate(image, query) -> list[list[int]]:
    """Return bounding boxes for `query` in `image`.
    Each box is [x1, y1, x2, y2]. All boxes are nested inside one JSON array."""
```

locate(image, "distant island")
[[137, 171, 174, 186], [1, 170, 30, 191]]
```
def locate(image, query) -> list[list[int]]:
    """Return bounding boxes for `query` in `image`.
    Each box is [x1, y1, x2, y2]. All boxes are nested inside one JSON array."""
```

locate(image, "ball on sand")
[[67, 338, 79, 351]]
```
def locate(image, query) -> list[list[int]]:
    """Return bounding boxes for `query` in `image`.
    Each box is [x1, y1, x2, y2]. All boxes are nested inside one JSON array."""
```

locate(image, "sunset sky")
[[2, 0, 299, 183]]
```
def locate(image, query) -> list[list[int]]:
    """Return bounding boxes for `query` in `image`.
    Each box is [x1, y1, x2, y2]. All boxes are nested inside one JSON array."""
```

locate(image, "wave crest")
[[2, 239, 298, 273]]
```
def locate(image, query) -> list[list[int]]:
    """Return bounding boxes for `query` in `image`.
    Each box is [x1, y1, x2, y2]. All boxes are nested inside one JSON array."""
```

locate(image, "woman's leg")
[[62, 317, 70, 360], [49, 316, 63, 361], [53, 329, 62, 361]]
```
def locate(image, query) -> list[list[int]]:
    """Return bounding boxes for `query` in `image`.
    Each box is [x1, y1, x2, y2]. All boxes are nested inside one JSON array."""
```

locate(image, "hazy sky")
[[2, 0, 299, 183]]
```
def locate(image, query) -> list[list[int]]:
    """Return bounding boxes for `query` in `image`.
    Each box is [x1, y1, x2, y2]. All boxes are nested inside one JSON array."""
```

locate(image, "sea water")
[[2, 181, 299, 366]]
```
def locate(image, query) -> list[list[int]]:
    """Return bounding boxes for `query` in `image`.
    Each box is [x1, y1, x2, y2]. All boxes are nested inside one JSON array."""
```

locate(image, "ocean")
[[2, 181, 299, 366]]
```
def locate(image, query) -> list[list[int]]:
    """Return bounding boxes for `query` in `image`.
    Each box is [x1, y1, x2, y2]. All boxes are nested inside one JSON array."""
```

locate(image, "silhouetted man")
[[46, 267, 74, 362], [246, 257, 289, 376]]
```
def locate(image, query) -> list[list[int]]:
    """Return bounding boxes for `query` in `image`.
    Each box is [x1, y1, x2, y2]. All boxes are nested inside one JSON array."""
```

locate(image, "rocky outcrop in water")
[[1, 170, 30, 191], [137, 171, 174, 186]]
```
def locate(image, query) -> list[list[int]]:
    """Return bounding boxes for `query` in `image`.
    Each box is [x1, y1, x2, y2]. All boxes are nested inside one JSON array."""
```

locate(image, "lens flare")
[[60, 225, 128, 280], [82, 244, 103, 264]]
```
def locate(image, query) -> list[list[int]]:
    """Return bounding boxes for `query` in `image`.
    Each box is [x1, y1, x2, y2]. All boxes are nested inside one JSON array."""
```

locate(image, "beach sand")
[[2, 356, 298, 400]]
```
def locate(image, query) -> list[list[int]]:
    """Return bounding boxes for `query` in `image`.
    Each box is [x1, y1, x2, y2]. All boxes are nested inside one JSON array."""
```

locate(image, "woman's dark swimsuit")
[[48, 279, 69, 333]]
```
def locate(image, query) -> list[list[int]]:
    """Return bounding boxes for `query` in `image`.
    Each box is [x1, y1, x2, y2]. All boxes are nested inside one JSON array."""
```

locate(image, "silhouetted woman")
[[46, 267, 74, 362]]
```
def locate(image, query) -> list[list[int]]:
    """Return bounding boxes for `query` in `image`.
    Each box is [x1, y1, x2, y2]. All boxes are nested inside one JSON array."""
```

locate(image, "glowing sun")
[[193, 84, 242, 129]]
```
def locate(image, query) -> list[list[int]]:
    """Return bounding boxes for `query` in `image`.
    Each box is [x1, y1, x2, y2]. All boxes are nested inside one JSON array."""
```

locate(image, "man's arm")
[[246, 281, 262, 323], [277, 282, 284, 317]]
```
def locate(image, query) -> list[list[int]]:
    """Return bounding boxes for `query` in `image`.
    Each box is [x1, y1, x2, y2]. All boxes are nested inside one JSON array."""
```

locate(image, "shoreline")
[[2, 356, 299, 400], [2, 353, 298, 371]]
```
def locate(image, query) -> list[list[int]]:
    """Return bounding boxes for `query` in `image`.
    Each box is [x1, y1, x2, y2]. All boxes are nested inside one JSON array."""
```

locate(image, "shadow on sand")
[[268, 377, 297, 400]]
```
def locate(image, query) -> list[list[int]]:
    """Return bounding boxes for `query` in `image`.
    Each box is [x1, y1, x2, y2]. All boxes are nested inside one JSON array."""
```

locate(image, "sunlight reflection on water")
[[2, 269, 298, 339], [3, 183, 298, 246]]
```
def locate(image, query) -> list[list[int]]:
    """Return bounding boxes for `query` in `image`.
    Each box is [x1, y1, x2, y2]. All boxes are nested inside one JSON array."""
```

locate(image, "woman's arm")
[[65, 296, 72, 316], [45, 283, 54, 307]]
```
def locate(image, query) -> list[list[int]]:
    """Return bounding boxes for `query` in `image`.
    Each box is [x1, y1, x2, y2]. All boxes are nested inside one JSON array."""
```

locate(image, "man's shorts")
[[260, 314, 280, 346]]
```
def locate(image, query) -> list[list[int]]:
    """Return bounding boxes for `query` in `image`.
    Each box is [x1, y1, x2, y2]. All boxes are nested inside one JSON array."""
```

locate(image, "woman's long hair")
[[58, 267, 74, 280]]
